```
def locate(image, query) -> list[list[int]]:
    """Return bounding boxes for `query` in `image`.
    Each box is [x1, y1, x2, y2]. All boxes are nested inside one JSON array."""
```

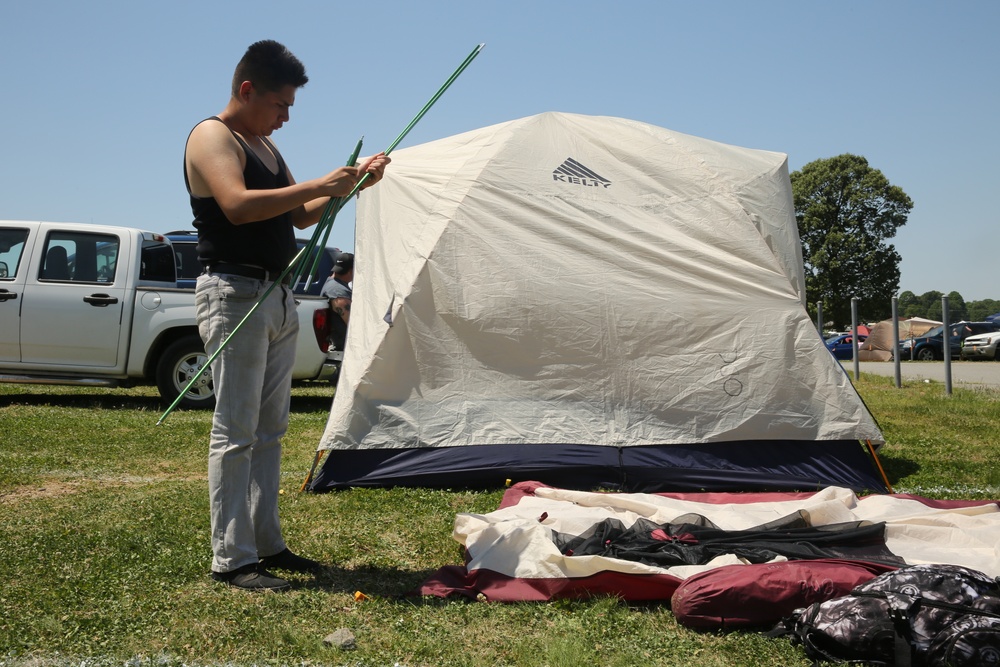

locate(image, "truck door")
[[0, 226, 32, 362], [19, 228, 129, 368]]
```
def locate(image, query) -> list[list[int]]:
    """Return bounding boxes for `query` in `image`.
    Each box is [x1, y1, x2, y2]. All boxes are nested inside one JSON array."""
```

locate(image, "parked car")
[[960, 329, 1000, 361], [825, 333, 868, 360], [898, 321, 1000, 361], [166, 230, 340, 295]]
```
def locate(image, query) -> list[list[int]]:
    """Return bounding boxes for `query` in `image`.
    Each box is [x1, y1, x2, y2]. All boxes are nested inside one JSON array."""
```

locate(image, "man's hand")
[[357, 153, 391, 189], [319, 166, 366, 198]]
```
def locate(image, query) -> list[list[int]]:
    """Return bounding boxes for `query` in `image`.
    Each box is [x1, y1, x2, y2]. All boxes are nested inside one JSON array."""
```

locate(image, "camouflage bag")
[[775, 563, 1000, 666]]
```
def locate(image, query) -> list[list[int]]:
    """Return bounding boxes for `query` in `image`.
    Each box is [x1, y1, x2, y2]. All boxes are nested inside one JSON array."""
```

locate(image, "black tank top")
[[184, 117, 297, 271]]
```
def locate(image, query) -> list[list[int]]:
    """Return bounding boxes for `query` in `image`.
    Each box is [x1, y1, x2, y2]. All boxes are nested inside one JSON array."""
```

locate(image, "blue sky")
[[2, 1, 997, 300]]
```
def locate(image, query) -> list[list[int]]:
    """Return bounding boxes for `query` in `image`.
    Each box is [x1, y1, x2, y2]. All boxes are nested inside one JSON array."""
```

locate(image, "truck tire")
[[156, 335, 215, 410]]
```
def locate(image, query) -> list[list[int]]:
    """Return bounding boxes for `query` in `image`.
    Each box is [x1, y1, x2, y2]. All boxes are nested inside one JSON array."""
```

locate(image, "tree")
[[898, 290, 920, 318], [946, 291, 968, 321], [908, 290, 942, 320], [969, 299, 1000, 322], [926, 297, 943, 322], [791, 155, 913, 328]]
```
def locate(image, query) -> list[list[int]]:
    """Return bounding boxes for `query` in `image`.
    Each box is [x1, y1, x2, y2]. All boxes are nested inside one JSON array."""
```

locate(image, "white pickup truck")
[[0, 220, 339, 409]]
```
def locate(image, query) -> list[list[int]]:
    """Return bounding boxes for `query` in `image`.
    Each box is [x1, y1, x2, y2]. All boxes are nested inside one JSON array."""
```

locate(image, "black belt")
[[205, 262, 291, 285]]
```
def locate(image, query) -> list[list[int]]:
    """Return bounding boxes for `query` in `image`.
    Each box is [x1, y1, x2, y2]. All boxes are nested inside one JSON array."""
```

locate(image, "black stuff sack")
[[772, 563, 1000, 666]]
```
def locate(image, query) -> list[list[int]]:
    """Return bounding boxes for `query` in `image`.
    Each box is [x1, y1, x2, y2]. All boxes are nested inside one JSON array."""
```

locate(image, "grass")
[[1, 374, 998, 666]]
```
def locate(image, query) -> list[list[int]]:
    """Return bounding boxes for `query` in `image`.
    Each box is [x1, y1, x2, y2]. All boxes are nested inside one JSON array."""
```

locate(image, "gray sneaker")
[[211, 563, 291, 591]]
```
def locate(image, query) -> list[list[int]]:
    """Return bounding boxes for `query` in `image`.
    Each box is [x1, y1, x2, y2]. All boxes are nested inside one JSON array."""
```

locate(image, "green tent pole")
[[301, 137, 364, 291]]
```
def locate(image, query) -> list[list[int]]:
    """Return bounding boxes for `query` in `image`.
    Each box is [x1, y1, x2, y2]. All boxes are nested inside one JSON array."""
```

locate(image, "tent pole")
[[300, 450, 325, 493], [865, 439, 894, 494]]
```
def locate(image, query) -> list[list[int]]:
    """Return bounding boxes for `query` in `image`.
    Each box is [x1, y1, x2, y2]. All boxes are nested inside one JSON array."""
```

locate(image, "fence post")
[[892, 297, 901, 388], [816, 301, 823, 337], [942, 295, 952, 396], [851, 297, 860, 381]]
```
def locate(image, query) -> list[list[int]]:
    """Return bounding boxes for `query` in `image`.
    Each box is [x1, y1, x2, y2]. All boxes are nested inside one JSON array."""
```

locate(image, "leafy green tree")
[[896, 293, 999, 321], [946, 291, 968, 321], [925, 291, 945, 321], [969, 299, 1000, 321], [792, 155, 913, 328], [898, 290, 920, 318]]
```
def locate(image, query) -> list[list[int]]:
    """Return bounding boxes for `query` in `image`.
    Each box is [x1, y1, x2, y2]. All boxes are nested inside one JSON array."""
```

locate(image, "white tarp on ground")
[[453, 485, 1000, 582], [320, 112, 883, 453]]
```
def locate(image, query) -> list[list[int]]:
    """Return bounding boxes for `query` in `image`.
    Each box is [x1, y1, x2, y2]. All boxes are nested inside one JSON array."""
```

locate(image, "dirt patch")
[[0, 473, 206, 505], [0, 479, 84, 503]]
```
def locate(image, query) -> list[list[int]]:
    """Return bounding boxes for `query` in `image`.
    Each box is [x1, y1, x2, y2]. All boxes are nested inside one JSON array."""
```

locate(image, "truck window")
[[140, 240, 176, 283], [40, 231, 120, 283], [173, 242, 201, 281], [0, 228, 29, 279]]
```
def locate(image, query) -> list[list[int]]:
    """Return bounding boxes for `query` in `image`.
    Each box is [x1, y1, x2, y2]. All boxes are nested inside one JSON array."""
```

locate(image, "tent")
[[310, 112, 888, 493], [858, 317, 941, 361]]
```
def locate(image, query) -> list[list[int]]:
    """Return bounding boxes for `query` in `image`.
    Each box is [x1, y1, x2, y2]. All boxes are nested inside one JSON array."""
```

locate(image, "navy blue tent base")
[[308, 440, 889, 494]]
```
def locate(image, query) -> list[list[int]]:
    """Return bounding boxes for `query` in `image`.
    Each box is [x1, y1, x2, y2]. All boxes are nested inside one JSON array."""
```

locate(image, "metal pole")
[[942, 295, 952, 396], [816, 301, 823, 337], [892, 297, 901, 388], [851, 297, 860, 380]]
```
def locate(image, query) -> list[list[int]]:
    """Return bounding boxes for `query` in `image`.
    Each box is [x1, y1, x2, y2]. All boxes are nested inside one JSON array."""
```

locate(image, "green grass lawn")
[[1, 375, 997, 666]]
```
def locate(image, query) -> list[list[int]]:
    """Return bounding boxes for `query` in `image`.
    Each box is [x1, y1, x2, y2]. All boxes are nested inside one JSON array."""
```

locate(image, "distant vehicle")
[[960, 329, 1000, 361], [898, 321, 1000, 361], [825, 333, 867, 360], [166, 230, 340, 295]]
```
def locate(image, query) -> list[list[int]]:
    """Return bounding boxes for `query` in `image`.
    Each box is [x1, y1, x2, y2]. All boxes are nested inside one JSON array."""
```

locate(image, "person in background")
[[183, 39, 389, 591], [322, 251, 354, 331]]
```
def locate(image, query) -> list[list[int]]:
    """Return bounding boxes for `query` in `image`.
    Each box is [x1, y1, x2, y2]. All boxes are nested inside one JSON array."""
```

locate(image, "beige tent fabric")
[[320, 113, 884, 452], [859, 317, 942, 361]]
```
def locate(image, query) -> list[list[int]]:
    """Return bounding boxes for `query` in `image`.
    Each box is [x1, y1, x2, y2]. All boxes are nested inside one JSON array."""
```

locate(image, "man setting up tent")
[[183, 39, 389, 591]]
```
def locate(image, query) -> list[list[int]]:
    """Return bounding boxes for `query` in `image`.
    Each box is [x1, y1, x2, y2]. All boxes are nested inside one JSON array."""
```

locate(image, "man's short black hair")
[[232, 40, 308, 96]]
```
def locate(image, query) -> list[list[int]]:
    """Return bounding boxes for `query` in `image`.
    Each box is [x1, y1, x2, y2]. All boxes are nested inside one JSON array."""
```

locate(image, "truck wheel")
[[915, 347, 937, 362], [156, 335, 215, 410]]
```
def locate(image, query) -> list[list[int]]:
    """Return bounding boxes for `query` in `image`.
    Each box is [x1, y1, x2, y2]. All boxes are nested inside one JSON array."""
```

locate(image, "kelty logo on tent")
[[553, 158, 611, 188]]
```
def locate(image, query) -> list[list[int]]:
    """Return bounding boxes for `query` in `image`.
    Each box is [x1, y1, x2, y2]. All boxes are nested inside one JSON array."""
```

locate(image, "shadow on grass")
[[0, 387, 333, 413], [880, 455, 922, 488], [0, 391, 163, 411], [300, 564, 439, 599]]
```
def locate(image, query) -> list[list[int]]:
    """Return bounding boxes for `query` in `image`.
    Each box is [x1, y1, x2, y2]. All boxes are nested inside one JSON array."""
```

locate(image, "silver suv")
[[960, 328, 1000, 361]]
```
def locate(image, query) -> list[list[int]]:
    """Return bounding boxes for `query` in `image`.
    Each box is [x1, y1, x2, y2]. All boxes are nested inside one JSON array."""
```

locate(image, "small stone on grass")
[[324, 627, 357, 650]]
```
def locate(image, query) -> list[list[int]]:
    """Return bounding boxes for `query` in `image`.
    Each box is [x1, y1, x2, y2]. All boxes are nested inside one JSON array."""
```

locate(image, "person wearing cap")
[[321, 252, 354, 326], [321, 252, 353, 352]]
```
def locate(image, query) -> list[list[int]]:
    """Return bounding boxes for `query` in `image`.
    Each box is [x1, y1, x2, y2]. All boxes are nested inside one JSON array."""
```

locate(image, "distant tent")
[[858, 317, 942, 361], [309, 112, 888, 494]]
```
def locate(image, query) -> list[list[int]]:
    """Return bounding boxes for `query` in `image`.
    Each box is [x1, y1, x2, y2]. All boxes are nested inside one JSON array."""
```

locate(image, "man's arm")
[[185, 121, 386, 226]]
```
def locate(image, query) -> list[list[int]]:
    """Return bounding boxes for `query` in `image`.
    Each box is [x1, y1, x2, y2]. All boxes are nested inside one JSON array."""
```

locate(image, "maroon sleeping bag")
[[671, 559, 897, 629]]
